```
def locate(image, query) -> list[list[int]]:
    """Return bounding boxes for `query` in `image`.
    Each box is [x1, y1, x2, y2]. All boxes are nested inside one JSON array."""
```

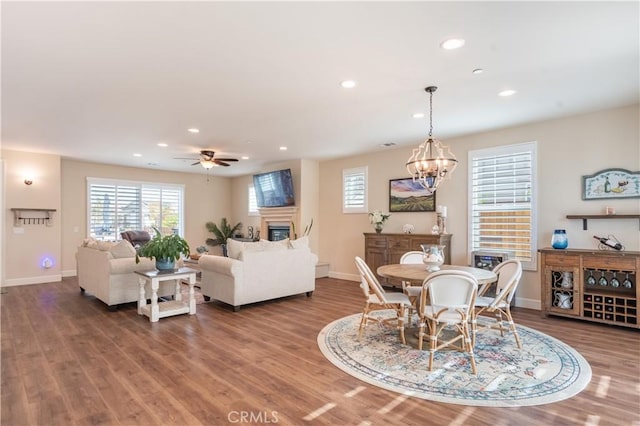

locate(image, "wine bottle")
[[593, 235, 622, 250], [604, 177, 611, 193]]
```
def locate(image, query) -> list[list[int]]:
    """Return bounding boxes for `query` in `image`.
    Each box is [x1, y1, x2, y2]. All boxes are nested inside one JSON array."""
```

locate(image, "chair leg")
[[358, 303, 370, 338], [417, 318, 426, 351], [464, 322, 477, 375], [504, 307, 522, 349], [428, 327, 436, 371]]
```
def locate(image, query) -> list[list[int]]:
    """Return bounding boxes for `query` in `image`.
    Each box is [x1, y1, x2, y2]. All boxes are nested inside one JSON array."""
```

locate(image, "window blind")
[[87, 178, 184, 240], [469, 142, 537, 270], [343, 167, 368, 213]]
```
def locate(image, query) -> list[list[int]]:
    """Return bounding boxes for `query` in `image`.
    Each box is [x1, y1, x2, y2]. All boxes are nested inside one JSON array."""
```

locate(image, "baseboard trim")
[[3, 274, 62, 287], [62, 269, 77, 278], [515, 297, 541, 310], [328, 271, 359, 282]]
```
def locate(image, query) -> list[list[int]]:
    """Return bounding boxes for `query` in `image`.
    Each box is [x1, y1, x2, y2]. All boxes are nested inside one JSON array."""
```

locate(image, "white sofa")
[[76, 239, 174, 310], [198, 237, 318, 311]]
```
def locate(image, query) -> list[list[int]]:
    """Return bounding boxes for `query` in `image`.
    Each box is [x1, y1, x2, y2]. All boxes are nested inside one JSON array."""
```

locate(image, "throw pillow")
[[290, 236, 309, 249], [82, 237, 98, 249], [259, 239, 290, 251], [110, 240, 137, 258], [96, 240, 116, 251], [227, 238, 245, 260]]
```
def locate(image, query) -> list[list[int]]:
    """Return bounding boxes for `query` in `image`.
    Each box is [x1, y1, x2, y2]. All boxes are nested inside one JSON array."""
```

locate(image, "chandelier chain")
[[429, 89, 433, 138]]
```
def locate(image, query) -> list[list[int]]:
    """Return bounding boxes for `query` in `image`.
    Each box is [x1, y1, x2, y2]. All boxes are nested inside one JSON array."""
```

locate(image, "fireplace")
[[258, 206, 298, 241], [268, 225, 290, 241]]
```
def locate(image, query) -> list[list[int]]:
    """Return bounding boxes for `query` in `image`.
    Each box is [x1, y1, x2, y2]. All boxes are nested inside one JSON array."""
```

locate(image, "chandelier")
[[406, 86, 458, 193]]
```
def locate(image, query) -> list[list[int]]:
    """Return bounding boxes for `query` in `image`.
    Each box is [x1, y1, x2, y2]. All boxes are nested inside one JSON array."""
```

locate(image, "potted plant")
[[136, 228, 191, 271], [206, 218, 242, 257]]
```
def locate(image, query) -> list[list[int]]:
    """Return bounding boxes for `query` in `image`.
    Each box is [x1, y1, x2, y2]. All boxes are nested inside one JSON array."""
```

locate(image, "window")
[[248, 184, 259, 216], [343, 166, 368, 213], [468, 142, 537, 270], [87, 178, 185, 240]]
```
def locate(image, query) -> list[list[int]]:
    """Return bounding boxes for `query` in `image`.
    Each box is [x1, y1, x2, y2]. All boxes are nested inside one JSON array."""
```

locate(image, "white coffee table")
[[135, 267, 198, 322]]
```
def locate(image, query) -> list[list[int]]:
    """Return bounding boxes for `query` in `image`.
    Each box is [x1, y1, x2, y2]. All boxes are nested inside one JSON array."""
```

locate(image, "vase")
[[374, 223, 384, 234], [155, 258, 175, 271], [551, 229, 568, 249], [421, 244, 445, 272]]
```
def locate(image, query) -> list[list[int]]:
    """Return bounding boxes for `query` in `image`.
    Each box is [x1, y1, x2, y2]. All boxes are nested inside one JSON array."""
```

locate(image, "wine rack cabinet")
[[540, 248, 640, 329]]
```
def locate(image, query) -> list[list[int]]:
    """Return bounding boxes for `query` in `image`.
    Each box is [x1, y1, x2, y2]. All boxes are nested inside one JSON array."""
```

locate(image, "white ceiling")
[[2, 1, 639, 177]]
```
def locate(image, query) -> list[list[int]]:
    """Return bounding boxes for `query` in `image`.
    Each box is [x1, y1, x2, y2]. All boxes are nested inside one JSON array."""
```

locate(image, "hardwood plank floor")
[[1, 277, 639, 425]]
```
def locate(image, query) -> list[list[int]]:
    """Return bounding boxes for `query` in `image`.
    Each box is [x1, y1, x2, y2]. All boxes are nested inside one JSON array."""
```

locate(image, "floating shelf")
[[10, 208, 56, 226], [566, 214, 640, 230]]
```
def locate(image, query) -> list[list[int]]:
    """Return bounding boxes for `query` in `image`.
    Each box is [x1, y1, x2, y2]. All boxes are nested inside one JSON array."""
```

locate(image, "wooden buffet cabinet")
[[364, 233, 452, 287], [539, 248, 639, 329]]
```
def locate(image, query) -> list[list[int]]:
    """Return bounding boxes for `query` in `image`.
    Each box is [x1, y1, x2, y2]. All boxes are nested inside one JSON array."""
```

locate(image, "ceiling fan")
[[175, 150, 239, 169]]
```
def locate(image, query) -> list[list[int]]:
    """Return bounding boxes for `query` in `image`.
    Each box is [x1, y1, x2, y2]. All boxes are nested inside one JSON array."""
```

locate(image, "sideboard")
[[363, 233, 452, 287], [539, 247, 639, 329]]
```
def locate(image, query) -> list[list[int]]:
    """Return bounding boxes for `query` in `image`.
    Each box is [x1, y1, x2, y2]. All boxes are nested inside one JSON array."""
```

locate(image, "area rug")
[[318, 311, 591, 407]]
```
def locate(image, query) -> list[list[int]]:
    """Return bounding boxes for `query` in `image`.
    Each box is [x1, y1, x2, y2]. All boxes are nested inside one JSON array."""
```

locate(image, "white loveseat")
[[76, 239, 174, 310], [198, 237, 318, 311]]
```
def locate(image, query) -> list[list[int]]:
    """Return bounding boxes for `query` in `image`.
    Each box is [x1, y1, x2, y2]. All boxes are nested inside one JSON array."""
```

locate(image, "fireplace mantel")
[[258, 206, 298, 238]]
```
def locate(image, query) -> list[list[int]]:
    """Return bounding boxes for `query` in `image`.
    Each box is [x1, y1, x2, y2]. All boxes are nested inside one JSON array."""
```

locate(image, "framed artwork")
[[582, 168, 640, 200], [389, 178, 436, 212]]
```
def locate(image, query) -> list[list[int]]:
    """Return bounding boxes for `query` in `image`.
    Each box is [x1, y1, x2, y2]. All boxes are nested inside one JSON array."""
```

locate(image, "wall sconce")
[[24, 178, 33, 185]]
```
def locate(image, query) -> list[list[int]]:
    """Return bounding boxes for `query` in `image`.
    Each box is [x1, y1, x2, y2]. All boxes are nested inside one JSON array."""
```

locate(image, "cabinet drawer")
[[388, 239, 410, 250], [543, 253, 580, 267], [583, 256, 636, 271], [366, 237, 387, 248]]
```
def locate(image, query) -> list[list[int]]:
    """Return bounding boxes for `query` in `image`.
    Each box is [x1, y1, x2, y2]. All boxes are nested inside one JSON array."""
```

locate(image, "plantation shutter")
[[343, 167, 368, 213], [248, 185, 258, 215], [88, 178, 184, 240], [469, 142, 537, 270]]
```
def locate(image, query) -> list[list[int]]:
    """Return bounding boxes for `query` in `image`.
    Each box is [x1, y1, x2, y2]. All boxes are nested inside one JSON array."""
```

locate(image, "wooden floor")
[[1, 277, 639, 426]]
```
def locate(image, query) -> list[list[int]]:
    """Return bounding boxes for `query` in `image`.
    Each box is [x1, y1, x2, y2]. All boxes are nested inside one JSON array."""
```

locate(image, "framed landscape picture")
[[389, 178, 436, 212]]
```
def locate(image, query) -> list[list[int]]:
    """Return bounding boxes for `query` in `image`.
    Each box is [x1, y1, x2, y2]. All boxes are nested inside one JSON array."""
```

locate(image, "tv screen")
[[253, 168, 295, 207]]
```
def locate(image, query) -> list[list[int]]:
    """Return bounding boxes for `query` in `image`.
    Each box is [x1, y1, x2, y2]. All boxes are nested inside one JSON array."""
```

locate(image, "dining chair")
[[354, 256, 412, 344], [399, 250, 423, 325], [472, 259, 523, 349], [417, 270, 478, 374]]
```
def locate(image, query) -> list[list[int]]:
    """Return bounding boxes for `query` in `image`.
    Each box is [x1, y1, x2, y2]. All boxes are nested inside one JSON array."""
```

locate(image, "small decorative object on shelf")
[[402, 224, 415, 234], [369, 210, 390, 234], [551, 229, 568, 249], [593, 235, 623, 251], [561, 271, 573, 288]]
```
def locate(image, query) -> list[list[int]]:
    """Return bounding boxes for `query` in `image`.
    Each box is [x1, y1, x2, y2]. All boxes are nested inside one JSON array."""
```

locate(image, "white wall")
[[318, 104, 640, 309]]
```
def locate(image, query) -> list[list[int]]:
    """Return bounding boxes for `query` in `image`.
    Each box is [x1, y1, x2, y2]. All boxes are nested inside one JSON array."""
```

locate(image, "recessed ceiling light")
[[157, 143, 168, 147], [279, 146, 287, 151], [498, 89, 517, 97], [241, 156, 250, 160], [440, 38, 465, 50], [340, 80, 357, 89], [133, 153, 142, 157], [412, 113, 425, 119], [380, 142, 397, 147], [187, 128, 199, 133], [472, 68, 484, 74]]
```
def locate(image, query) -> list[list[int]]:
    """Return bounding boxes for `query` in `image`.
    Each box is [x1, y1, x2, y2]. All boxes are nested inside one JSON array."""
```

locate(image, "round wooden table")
[[377, 263, 497, 286]]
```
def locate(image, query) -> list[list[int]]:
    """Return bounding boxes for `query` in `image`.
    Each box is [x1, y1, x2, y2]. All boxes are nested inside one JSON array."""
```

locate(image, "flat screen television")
[[253, 168, 295, 207]]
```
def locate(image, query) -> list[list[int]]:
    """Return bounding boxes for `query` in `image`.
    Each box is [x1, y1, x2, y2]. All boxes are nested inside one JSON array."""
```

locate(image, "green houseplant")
[[206, 218, 242, 257], [136, 228, 191, 271]]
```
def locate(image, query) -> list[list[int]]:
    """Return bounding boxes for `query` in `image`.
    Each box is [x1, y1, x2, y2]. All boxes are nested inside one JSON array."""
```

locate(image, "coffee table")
[[135, 267, 198, 322]]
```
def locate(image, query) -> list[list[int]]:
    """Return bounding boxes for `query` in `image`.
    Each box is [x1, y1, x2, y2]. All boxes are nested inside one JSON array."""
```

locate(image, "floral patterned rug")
[[317, 311, 591, 407]]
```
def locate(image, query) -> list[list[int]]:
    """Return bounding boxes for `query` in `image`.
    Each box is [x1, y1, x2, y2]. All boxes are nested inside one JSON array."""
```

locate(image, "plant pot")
[[155, 258, 175, 271], [374, 223, 384, 234]]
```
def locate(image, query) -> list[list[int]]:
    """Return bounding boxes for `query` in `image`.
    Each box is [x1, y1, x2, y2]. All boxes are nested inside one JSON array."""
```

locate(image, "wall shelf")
[[10, 208, 56, 226], [566, 214, 640, 230]]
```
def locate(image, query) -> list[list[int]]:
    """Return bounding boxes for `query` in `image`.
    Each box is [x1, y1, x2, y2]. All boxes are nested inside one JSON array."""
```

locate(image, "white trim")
[[329, 271, 360, 282], [3, 274, 62, 287], [62, 269, 77, 278], [515, 296, 541, 310]]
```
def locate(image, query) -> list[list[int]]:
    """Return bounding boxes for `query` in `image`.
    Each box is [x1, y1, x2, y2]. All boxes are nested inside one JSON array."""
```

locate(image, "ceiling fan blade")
[[214, 158, 238, 162], [191, 161, 200, 166], [214, 160, 231, 167]]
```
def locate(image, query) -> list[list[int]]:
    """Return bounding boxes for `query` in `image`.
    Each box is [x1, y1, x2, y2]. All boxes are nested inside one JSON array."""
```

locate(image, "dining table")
[[377, 263, 497, 286]]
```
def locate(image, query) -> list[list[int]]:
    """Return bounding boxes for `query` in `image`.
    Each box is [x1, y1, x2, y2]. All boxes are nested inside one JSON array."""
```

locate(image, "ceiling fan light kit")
[[175, 150, 239, 170]]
